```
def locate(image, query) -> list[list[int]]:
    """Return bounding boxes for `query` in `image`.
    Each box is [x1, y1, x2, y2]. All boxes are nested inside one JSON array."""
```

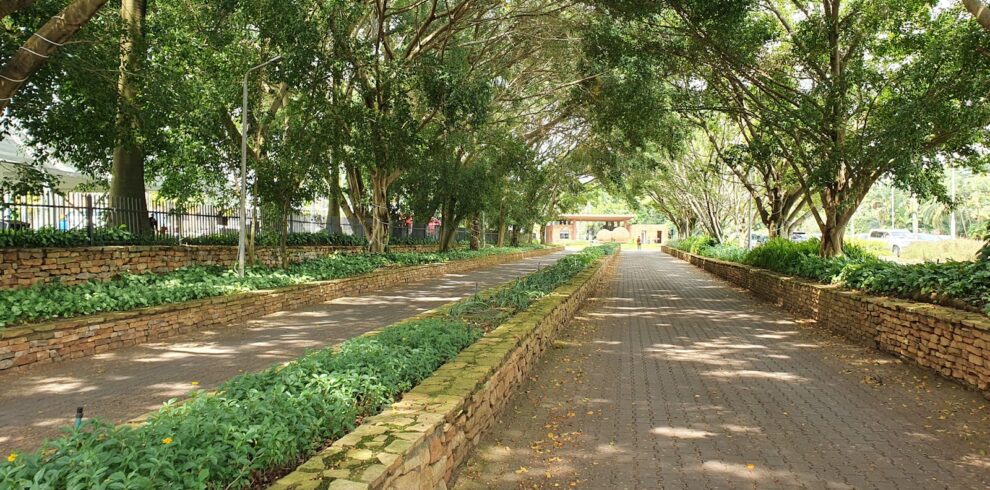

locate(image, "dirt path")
[[0, 251, 569, 455], [453, 251, 990, 489]]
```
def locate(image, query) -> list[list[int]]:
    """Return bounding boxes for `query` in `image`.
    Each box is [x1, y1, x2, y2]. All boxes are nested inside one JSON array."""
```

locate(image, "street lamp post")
[[238, 55, 282, 277]]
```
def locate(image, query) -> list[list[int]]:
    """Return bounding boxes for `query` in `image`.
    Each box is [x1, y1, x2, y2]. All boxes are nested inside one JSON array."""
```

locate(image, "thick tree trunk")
[[438, 200, 460, 252], [0, 0, 109, 111], [819, 207, 854, 257], [963, 0, 990, 30], [496, 213, 507, 247], [510, 225, 520, 247], [819, 222, 845, 257], [366, 171, 390, 252], [538, 223, 547, 245], [468, 214, 481, 250], [109, 0, 148, 234]]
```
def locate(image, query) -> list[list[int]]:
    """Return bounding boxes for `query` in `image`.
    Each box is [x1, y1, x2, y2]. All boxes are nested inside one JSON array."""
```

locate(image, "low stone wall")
[[270, 251, 618, 490], [662, 246, 990, 395], [0, 247, 559, 374], [0, 244, 439, 290]]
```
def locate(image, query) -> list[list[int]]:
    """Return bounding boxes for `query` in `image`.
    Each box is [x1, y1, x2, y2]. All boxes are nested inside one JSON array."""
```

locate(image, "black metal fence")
[[0, 191, 443, 243]]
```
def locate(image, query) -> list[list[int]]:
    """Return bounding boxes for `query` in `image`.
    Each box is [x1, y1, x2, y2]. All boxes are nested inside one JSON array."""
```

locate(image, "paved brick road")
[[0, 251, 568, 455], [454, 251, 990, 490]]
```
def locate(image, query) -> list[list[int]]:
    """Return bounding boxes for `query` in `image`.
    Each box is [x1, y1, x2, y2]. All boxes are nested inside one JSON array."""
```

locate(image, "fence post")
[[85, 195, 94, 243]]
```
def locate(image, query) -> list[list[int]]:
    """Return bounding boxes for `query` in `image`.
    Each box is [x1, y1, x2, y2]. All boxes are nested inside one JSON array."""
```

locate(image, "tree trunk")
[[326, 165, 342, 234], [538, 223, 547, 245], [819, 222, 845, 257], [248, 202, 257, 266], [496, 213, 507, 247], [366, 171, 390, 252], [469, 214, 481, 250], [510, 225, 520, 247], [109, 0, 148, 234], [0, 0, 109, 111], [819, 207, 854, 257], [279, 200, 289, 269], [963, 0, 990, 30]]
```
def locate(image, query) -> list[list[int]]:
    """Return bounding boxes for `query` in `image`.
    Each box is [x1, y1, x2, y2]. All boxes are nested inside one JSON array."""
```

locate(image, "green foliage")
[[183, 232, 367, 247], [0, 318, 479, 489], [679, 237, 990, 316], [0, 247, 542, 328], [0, 229, 435, 249], [0, 244, 611, 489], [669, 235, 715, 255], [0, 227, 179, 248], [670, 235, 745, 262]]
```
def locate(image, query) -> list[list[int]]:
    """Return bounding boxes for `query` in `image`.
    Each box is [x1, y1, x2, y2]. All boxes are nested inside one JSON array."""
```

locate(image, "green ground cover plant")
[[0, 244, 614, 489], [0, 246, 541, 329], [671, 237, 990, 315], [0, 227, 179, 248], [0, 228, 438, 249]]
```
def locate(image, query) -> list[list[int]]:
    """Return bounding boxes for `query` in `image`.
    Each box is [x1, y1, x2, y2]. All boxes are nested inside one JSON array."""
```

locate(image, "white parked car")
[[866, 229, 916, 257]]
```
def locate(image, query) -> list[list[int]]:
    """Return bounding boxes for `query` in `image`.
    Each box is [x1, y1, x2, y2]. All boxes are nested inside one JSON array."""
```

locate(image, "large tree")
[[585, 0, 990, 256]]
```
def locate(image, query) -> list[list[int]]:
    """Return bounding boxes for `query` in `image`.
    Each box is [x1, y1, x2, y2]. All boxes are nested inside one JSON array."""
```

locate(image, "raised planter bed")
[[270, 249, 618, 490], [662, 245, 990, 396], [0, 244, 441, 291], [0, 247, 559, 373]]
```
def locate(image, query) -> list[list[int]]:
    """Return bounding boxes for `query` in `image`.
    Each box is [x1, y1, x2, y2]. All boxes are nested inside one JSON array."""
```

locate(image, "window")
[[559, 230, 570, 240]]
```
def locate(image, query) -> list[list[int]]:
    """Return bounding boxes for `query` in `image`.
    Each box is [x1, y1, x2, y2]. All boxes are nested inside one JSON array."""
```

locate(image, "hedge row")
[[0, 244, 615, 489], [670, 236, 990, 316], [0, 246, 542, 329], [0, 228, 439, 249]]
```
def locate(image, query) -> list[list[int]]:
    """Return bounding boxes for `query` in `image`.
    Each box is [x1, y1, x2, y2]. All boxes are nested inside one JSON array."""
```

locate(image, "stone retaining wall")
[[270, 251, 619, 490], [0, 244, 438, 290], [662, 246, 990, 395], [0, 247, 559, 374]]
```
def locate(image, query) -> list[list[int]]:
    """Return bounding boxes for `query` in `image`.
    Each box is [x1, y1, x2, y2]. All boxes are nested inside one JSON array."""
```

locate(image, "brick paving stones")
[[0, 251, 568, 455], [453, 251, 990, 490]]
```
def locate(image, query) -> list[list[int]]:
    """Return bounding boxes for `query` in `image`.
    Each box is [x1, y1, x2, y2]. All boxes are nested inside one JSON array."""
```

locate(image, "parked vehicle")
[[790, 231, 809, 242], [867, 228, 916, 257]]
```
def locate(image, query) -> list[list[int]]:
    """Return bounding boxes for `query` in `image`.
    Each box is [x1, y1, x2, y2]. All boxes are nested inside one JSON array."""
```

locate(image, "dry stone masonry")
[[0, 247, 558, 374], [270, 251, 618, 490], [0, 244, 438, 290], [662, 246, 990, 396]]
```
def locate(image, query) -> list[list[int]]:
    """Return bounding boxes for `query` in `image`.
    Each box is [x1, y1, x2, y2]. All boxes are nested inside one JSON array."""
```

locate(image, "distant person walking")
[[636, 236, 642, 250]]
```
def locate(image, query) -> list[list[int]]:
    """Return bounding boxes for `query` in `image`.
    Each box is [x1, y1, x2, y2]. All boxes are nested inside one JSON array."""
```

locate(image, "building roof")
[[0, 136, 94, 191], [559, 213, 636, 221]]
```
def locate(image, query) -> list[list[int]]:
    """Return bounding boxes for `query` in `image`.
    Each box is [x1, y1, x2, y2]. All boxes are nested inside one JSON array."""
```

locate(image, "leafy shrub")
[[675, 236, 990, 315], [183, 231, 367, 247], [670, 235, 744, 261], [0, 244, 612, 489], [388, 235, 439, 246], [0, 246, 543, 328], [670, 235, 716, 255], [742, 238, 989, 315], [0, 226, 178, 248]]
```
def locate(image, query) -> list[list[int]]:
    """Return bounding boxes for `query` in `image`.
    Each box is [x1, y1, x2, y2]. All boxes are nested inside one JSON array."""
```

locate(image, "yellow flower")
[[6, 453, 17, 463], [162, 437, 173, 445]]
